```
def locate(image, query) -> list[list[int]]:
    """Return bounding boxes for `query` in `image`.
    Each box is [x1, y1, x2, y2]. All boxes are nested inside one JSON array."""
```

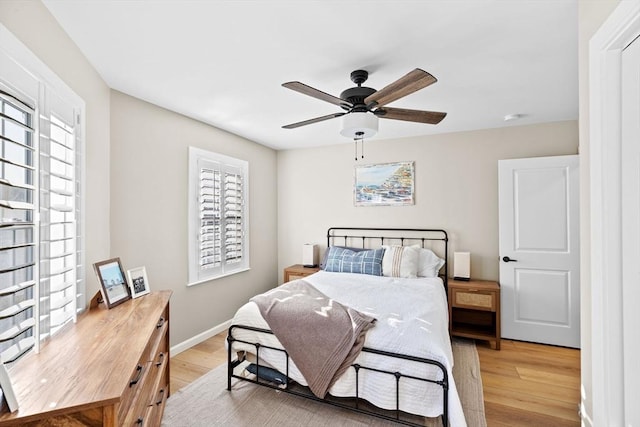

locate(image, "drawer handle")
[[130, 364, 144, 387], [155, 352, 165, 367], [156, 317, 165, 329], [136, 417, 144, 425], [156, 388, 165, 405]]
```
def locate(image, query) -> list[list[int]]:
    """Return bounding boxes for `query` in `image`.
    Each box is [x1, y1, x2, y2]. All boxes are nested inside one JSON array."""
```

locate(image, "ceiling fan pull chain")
[[354, 131, 365, 161], [354, 138, 358, 161]]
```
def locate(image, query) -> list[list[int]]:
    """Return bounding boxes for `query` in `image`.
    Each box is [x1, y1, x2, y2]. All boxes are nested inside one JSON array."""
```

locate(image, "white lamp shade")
[[453, 252, 471, 280], [340, 112, 378, 138], [302, 244, 318, 267]]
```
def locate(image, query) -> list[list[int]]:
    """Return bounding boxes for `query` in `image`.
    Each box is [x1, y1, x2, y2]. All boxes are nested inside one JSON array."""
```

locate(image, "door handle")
[[502, 256, 518, 263]]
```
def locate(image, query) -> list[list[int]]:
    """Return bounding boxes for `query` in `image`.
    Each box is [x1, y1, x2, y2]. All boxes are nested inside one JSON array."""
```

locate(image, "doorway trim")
[[589, 1, 640, 425]]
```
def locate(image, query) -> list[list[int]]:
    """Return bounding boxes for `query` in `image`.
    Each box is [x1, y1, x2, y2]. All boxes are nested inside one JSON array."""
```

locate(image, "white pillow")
[[382, 245, 419, 278], [412, 245, 446, 278]]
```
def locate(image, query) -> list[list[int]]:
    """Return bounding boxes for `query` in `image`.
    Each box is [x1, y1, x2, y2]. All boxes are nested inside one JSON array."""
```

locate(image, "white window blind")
[[0, 89, 37, 363], [0, 28, 85, 363], [39, 95, 82, 339], [188, 147, 249, 285]]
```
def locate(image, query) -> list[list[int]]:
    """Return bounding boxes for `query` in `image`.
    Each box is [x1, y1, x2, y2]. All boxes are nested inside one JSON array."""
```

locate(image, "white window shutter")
[[0, 89, 37, 362], [1, 83, 84, 363], [188, 147, 249, 285], [199, 167, 222, 271], [39, 98, 80, 339]]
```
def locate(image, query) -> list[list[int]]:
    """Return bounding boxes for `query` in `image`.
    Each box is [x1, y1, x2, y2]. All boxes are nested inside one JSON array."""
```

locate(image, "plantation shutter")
[[189, 147, 249, 285], [0, 26, 86, 363], [38, 92, 82, 339], [222, 167, 243, 266], [0, 89, 37, 362], [199, 166, 221, 271]]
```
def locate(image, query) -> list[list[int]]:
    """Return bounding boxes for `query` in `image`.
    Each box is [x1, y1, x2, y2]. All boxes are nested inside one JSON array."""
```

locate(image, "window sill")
[[187, 267, 251, 287]]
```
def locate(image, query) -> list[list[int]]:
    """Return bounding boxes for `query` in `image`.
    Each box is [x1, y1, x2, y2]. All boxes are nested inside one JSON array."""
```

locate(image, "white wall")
[[277, 121, 578, 282], [110, 91, 278, 346], [0, 0, 112, 299]]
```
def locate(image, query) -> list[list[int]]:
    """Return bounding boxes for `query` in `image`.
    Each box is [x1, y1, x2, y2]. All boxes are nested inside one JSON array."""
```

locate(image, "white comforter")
[[229, 271, 466, 427]]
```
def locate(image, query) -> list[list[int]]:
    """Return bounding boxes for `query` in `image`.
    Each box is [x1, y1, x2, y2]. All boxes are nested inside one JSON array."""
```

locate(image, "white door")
[[498, 155, 580, 348], [622, 34, 640, 426]]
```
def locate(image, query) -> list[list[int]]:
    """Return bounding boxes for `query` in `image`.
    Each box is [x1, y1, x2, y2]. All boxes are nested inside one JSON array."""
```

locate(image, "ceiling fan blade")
[[375, 107, 447, 124], [364, 69, 437, 108], [283, 82, 352, 108], [282, 112, 345, 129]]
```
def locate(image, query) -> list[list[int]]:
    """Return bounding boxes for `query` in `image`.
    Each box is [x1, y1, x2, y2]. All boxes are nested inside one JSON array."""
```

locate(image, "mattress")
[[229, 270, 467, 427]]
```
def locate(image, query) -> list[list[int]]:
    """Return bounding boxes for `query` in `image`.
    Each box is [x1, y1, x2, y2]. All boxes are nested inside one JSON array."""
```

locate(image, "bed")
[[227, 228, 466, 427]]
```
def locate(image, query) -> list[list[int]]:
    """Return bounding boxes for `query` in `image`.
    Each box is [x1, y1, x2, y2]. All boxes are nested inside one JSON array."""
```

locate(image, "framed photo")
[[93, 258, 131, 309], [127, 266, 150, 298], [354, 161, 415, 206], [0, 363, 18, 412]]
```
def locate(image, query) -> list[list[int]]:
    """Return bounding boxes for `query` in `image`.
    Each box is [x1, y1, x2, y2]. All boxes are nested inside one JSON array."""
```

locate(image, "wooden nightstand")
[[284, 264, 320, 283], [448, 279, 501, 350]]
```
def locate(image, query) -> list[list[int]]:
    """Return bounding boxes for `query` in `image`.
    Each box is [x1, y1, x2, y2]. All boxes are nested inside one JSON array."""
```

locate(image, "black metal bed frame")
[[227, 227, 450, 426]]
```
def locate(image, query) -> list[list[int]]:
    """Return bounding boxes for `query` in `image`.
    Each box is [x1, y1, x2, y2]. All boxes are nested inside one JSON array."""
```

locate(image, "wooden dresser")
[[0, 290, 172, 426]]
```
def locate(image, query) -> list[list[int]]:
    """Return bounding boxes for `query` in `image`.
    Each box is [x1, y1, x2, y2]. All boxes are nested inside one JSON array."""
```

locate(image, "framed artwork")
[[0, 363, 18, 412], [354, 161, 415, 206], [93, 258, 131, 309], [127, 266, 151, 298]]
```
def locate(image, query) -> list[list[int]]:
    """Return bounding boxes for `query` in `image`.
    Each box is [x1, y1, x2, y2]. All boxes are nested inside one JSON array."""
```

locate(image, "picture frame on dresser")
[[93, 257, 131, 308], [127, 266, 150, 298], [0, 363, 18, 412]]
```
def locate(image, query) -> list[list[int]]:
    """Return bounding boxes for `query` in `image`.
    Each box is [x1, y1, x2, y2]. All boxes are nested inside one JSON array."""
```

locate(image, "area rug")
[[162, 338, 486, 426]]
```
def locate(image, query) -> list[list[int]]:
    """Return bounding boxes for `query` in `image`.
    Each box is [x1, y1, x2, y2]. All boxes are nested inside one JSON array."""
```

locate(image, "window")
[[0, 89, 37, 362], [0, 27, 85, 362], [188, 147, 249, 285]]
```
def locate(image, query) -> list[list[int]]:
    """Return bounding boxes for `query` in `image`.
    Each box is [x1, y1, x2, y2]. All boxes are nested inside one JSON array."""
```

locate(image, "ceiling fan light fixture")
[[340, 112, 378, 139]]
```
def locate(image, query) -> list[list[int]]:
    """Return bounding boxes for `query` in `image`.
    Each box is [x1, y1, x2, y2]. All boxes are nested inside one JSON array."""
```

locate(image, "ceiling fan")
[[281, 68, 447, 139]]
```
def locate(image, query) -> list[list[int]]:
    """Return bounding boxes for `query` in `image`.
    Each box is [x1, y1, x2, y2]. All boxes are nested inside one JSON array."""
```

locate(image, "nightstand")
[[283, 264, 320, 283], [448, 279, 501, 350]]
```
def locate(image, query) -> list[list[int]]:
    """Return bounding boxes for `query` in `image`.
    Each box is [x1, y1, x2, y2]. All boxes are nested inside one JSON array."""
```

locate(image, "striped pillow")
[[381, 245, 419, 278], [323, 247, 385, 276]]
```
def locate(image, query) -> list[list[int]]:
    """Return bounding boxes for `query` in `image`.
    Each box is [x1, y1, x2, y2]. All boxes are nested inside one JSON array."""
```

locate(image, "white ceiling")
[[42, 0, 578, 150]]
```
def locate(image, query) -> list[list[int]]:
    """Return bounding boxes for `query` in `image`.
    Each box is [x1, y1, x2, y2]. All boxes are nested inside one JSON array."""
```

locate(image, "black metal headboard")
[[326, 227, 449, 292]]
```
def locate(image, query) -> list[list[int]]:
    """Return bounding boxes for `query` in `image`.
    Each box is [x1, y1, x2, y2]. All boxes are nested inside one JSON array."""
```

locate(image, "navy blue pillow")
[[324, 247, 385, 276]]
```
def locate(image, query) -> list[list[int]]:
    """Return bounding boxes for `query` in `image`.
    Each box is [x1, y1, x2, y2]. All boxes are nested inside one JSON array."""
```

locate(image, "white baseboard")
[[170, 319, 232, 356]]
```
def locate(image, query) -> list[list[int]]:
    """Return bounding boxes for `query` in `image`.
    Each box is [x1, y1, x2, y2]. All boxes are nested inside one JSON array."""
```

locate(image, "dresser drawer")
[[119, 360, 148, 420], [149, 310, 168, 354], [146, 370, 169, 426], [118, 310, 168, 421], [451, 288, 496, 311], [123, 361, 153, 426], [145, 338, 168, 405], [127, 358, 168, 426]]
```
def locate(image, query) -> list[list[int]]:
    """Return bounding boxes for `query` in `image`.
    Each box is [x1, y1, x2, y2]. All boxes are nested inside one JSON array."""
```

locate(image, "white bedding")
[[229, 271, 467, 427]]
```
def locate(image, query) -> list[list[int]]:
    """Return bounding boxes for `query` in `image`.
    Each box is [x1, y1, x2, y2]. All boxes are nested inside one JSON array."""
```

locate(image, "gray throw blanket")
[[250, 280, 376, 398]]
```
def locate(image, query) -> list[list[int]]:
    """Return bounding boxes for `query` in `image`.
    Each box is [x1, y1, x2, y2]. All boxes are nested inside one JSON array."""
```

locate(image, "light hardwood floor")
[[170, 333, 580, 426], [476, 340, 580, 426]]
